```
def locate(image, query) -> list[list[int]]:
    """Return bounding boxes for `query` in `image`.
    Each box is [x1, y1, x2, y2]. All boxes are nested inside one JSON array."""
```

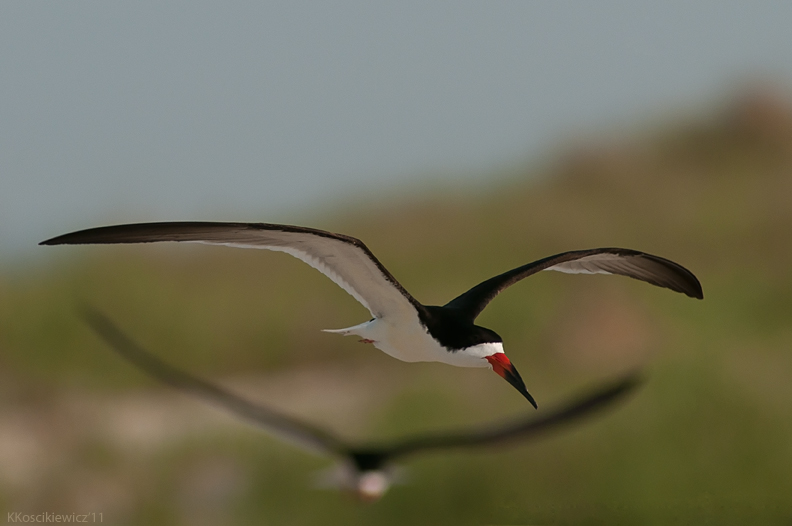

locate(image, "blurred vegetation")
[[2, 85, 792, 524]]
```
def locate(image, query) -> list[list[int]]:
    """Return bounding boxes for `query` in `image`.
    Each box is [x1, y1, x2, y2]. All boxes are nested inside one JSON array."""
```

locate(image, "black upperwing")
[[83, 307, 351, 457], [375, 371, 642, 463], [444, 248, 703, 322]]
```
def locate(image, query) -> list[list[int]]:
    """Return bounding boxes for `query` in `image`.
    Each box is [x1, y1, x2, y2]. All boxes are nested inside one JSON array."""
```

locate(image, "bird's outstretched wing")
[[83, 308, 351, 457], [444, 248, 703, 321], [85, 308, 641, 478], [373, 371, 642, 462], [43, 222, 421, 320]]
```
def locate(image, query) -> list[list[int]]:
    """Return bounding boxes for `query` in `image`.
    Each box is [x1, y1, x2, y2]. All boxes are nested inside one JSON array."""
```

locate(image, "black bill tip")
[[486, 354, 537, 409]]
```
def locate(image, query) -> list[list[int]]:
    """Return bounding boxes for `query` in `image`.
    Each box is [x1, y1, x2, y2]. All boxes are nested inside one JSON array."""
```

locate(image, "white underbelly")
[[355, 317, 496, 368]]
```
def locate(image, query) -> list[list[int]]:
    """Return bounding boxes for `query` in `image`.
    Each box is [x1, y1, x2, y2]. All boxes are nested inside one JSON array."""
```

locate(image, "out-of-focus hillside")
[[2, 85, 792, 524]]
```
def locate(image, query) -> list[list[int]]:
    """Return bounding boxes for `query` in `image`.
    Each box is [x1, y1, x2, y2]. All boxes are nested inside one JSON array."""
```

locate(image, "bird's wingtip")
[[686, 278, 704, 300]]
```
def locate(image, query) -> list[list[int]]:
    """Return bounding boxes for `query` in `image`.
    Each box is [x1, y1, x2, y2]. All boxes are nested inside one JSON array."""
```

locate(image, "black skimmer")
[[42, 221, 702, 408], [84, 308, 642, 501]]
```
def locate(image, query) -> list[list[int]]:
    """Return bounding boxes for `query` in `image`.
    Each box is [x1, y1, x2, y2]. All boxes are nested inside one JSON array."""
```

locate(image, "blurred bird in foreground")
[[44, 221, 699, 407], [84, 308, 642, 501]]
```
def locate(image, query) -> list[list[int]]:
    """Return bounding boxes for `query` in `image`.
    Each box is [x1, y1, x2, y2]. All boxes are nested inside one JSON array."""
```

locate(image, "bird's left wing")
[[42, 222, 421, 320], [377, 372, 642, 462], [444, 248, 703, 322], [83, 308, 352, 458]]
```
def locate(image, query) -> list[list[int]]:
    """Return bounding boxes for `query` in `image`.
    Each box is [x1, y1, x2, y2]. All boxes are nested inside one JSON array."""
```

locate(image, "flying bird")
[[42, 221, 702, 407], [84, 308, 642, 501]]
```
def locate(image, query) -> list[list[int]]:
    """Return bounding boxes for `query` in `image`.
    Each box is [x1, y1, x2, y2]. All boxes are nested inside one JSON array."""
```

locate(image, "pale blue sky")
[[3, 1, 792, 261]]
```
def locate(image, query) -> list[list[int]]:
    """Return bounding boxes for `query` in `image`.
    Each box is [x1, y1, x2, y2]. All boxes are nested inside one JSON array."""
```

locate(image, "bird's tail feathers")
[[321, 320, 371, 337]]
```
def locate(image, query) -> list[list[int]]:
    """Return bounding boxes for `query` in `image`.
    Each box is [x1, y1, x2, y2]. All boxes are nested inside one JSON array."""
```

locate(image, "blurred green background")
[[3, 87, 792, 524]]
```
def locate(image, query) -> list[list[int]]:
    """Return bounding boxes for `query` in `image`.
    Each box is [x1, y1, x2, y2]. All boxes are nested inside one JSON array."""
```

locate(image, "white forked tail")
[[321, 320, 373, 337]]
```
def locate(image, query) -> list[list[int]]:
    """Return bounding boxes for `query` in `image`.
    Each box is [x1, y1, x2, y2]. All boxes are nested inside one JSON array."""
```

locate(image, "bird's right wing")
[[83, 308, 351, 458], [381, 372, 642, 461]]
